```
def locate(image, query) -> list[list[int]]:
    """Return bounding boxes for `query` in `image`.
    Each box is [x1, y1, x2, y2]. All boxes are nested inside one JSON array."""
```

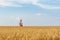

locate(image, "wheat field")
[[0, 26, 60, 40]]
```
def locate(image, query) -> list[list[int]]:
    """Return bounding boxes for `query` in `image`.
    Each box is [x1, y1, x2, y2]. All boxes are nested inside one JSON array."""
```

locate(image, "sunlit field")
[[0, 26, 60, 40]]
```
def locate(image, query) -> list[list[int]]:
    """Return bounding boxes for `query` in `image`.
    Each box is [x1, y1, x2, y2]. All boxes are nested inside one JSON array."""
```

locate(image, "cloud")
[[35, 13, 47, 17], [34, 3, 60, 9], [36, 13, 43, 16], [0, 0, 23, 7], [0, 0, 60, 9], [0, 0, 38, 7]]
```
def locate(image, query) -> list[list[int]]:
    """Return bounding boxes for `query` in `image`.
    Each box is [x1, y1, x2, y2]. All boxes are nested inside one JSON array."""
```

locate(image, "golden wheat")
[[0, 26, 60, 40]]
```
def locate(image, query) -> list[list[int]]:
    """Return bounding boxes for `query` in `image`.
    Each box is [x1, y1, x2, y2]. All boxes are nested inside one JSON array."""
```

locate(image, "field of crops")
[[0, 26, 60, 40]]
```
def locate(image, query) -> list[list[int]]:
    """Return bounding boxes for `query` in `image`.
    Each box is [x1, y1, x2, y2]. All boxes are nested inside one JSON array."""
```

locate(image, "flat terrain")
[[0, 26, 60, 40]]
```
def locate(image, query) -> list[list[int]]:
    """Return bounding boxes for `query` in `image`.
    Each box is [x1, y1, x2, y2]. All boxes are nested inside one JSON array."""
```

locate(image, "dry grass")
[[0, 26, 60, 40]]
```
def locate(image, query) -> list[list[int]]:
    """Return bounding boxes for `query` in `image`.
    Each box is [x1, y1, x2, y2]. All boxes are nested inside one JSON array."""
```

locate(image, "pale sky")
[[0, 0, 60, 26]]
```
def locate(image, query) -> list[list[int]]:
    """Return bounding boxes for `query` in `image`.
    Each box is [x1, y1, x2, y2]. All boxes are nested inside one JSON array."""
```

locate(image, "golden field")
[[0, 26, 60, 40]]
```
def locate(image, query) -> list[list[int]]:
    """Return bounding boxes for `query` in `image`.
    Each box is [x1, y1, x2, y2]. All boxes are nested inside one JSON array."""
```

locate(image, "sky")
[[0, 0, 60, 26]]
